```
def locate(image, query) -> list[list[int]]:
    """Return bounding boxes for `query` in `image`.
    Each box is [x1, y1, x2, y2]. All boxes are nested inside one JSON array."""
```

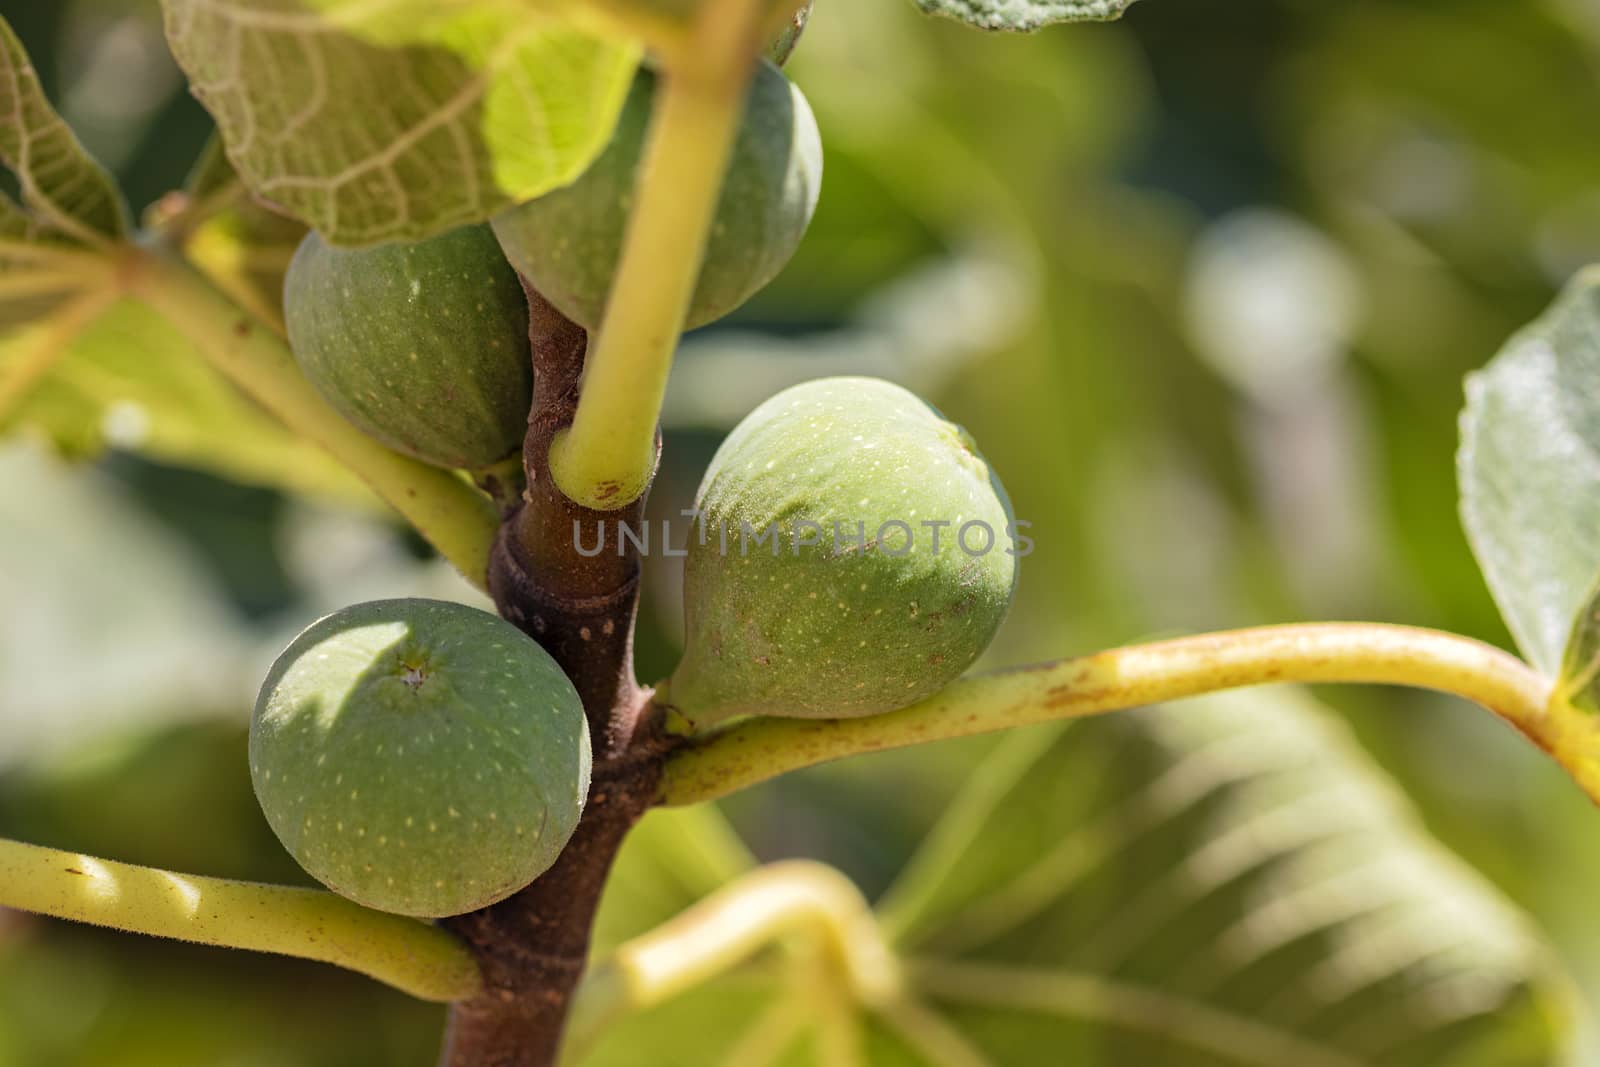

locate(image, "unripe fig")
[[284, 225, 532, 470], [669, 377, 1018, 724], [250, 598, 591, 918], [491, 59, 822, 332]]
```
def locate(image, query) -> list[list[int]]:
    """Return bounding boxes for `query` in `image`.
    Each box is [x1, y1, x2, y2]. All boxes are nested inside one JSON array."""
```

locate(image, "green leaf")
[[591, 805, 756, 955], [1557, 572, 1600, 716], [0, 15, 129, 245], [160, 0, 640, 245], [0, 133, 334, 496], [877, 691, 1571, 1065], [182, 133, 241, 206], [1, 297, 367, 501], [167, 136, 310, 336], [912, 0, 1136, 32], [1459, 272, 1600, 676], [580, 692, 1573, 1064], [0, 254, 99, 336]]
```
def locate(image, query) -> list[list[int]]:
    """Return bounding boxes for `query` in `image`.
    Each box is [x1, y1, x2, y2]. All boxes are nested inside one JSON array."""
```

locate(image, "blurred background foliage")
[[3, 0, 1600, 1062]]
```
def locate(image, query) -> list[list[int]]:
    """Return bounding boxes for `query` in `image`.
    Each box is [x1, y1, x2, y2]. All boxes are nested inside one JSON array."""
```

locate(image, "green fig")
[[250, 598, 591, 918], [491, 59, 822, 332], [284, 224, 532, 470], [669, 377, 1019, 724]]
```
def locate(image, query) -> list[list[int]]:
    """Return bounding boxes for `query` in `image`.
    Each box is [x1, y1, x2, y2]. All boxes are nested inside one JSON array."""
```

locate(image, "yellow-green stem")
[[659, 623, 1562, 806], [128, 251, 500, 590], [0, 270, 102, 298], [563, 860, 899, 1059], [0, 837, 481, 1002], [546, 2, 762, 511], [0, 238, 109, 270], [0, 282, 119, 421]]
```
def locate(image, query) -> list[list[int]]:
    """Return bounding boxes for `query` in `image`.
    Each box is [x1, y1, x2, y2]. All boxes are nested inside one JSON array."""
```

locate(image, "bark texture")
[[438, 282, 665, 1067]]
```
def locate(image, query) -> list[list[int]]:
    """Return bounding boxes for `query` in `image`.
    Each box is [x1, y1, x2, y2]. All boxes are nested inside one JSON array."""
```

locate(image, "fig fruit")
[[284, 224, 532, 470], [490, 59, 822, 332], [669, 377, 1019, 724], [250, 598, 591, 918]]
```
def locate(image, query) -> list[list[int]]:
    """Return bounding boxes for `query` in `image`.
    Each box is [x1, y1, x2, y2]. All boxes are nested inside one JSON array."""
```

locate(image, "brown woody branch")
[[438, 282, 666, 1067]]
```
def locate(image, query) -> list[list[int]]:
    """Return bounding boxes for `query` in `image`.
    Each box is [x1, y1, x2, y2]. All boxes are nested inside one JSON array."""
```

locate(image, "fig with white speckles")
[[669, 377, 1018, 725], [249, 599, 591, 918], [490, 59, 822, 332], [284, 225, 532, 470]]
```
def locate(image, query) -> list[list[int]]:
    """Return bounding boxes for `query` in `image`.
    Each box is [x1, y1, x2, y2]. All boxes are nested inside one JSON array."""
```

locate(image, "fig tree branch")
[[127, 251, 501, 591], [0, 836, 482, 1002], [658, 623, 1562, 806], [546, 0, 767, 511], [438, 283, 663, 1067]]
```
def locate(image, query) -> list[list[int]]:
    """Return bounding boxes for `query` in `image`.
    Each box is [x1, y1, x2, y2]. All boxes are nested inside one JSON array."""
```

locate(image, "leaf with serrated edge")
[[913, 0, 1135, 32], [159, 0, 639, 245], [0, 15, 128, 245], [578, 691, 1572, 1065], [1460, 271, 1600, 677]]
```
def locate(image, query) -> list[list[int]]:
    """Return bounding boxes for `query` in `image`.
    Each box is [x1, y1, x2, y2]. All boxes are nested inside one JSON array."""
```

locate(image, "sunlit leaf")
[[160, 0, 640, 245], [0, 15, 128, 246], [1, 297, 368, 500], [877, 691, 1570, 1066], [1459, 271, 1600, 676], [1558, 572, 1600, 717], [164, 136, 310, 336], [0, 17, 127, 335], [580, 691, 1572, 1064]]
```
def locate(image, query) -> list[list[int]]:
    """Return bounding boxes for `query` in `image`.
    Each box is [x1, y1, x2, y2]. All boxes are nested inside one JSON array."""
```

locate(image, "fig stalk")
[[0, 836, 482, 1002], [128, 252, 501, 590], [543, 19, 765, 511], [658, 623, 1557, 806]]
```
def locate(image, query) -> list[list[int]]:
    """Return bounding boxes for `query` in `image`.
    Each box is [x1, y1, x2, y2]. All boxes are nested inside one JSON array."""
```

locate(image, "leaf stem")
[[563, 860, 899, 1059], [0, 837, 481, 1002], [0, 283, 119, 421], [546, 0, 764, 511], [659, 623, 1561, 806], [0, 268, 106, 298], [127, 250, 500, 590], [0, 239, 108, 269]]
